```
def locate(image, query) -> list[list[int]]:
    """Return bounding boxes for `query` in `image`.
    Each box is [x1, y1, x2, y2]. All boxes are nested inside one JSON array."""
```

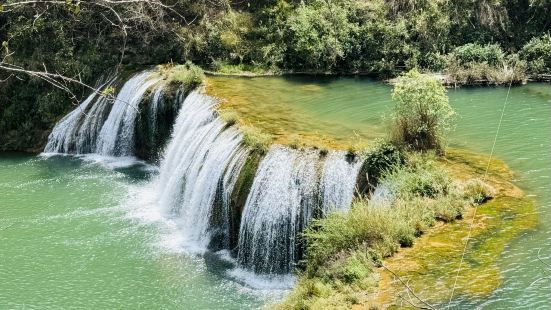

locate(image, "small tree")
[[391, 70, 455, 151]]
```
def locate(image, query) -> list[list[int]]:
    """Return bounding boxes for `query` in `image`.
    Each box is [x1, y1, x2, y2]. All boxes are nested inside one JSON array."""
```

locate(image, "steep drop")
[[155, 91, 249, 252], [237, 146, 362, 274]]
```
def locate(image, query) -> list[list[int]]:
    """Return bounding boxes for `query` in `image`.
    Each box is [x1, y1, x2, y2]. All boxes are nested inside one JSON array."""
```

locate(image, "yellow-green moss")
[[205, 77, 377, 150]]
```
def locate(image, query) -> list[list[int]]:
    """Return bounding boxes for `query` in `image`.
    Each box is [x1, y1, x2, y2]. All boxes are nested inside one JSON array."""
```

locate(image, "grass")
[[159, 62, 205, 91], [239, 124, 273, 155], [218, 109, 274, 154]]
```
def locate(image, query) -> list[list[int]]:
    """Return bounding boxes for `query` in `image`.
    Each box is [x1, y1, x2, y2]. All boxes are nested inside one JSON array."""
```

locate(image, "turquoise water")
[[209, 75, 551, 308], [0, 154, 268, 309], [1, 77, 549, 309]]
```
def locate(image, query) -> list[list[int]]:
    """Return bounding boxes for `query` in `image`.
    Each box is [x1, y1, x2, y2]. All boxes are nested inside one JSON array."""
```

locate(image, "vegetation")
[[1, 0, 550, 151], [161, 62, 205, 91], [280, 150, 494, 309], [520, 34, 551, 75], [391, 70, 455, 151], [239, 125, 273, 155], [445, 43, 528, 85]]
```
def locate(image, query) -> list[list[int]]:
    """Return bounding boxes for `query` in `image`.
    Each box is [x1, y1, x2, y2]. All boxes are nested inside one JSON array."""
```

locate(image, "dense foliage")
[[1, 0, 550, 150]]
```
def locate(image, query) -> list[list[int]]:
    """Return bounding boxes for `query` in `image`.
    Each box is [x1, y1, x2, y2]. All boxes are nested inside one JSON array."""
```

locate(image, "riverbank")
[[277, 148, 537, 309]]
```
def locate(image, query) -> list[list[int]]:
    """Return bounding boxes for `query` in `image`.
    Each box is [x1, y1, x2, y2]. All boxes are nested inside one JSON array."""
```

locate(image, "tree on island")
[[391, 70, 455, 152]]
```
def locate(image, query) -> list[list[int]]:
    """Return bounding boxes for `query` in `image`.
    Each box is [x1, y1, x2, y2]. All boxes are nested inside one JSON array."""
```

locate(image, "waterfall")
[[45, 71, 162, 156], [237, 146, 361, 274], [44, 91, 101, 153], [149, 86, 164, 142], [46, 68, 365, 278], [319, 151, 363, 214], [155, 91, 249, 252], [96, 71, 161, 156]]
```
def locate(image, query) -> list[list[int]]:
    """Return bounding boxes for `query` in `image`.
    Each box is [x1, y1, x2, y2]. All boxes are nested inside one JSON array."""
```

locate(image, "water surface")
[[208, 75, 551, 308], [0, 154, 267, 309]]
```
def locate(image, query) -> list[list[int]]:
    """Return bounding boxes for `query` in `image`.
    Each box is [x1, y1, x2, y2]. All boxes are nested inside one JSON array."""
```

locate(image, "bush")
[[451, 43, 504, 67], [283, 0, 359, 72], [391, 70, 455, 151], [358, 140, 405, 192], [164, 62, 205, 91], [446, 54, 527, 85], [520, 34, 551, 74]]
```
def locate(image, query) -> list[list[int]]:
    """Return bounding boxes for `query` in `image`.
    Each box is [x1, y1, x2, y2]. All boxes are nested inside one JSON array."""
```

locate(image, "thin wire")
[[446, 79, 514, 308]]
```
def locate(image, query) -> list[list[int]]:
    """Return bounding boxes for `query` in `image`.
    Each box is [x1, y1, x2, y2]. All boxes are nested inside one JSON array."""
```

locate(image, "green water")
[[0, 154, 266, 309], [1, 77, 549, 309], [210, 75, 551, 308]]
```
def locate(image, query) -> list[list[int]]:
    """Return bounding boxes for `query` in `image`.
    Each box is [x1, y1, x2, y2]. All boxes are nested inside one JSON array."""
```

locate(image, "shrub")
[[164, 62, 205, 91], [451, 43, 504, 67], [520, 34, 551, 74], [446, 55, 526, 85], [391, 70, 455, 151], [358, 140, 405, 192], [283, 0, 359, 72]]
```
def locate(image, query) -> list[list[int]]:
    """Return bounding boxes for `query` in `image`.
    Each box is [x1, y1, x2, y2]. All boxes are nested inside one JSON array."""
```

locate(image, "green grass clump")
[[240, 125, 273, 155], [163, 62, 205, 91], [219, 110, 239, 127], [382, 153, 453, 199], [462, 178, 496, 205]]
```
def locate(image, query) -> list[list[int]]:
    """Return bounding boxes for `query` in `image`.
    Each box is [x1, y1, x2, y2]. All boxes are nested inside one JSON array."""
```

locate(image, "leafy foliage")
[[520, 34, 551, 74], [391, 70, 455, 151]]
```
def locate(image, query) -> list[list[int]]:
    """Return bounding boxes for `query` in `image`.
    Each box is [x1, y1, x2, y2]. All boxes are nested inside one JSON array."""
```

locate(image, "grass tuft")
[[161, 61, 205, 91], [240, 125, 273, 155]]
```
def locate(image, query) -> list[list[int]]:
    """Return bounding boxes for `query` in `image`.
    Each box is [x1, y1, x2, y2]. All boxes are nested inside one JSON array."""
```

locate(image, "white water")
[[149, 86, 164, 141], [155, 91, 249, 252], [44, 91, 100, 153], [97, 71, 161, 156], [45, 71, 365, 283], [237, 146, 361, 274], [45, 71, 161, 156], [319, 151, 362, 214]]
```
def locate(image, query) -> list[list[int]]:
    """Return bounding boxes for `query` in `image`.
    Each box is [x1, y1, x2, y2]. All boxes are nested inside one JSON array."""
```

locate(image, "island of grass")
[[201, 68, 538, 309]]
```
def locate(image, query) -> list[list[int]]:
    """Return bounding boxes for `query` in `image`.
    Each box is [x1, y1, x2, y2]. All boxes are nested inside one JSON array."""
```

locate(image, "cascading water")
[[148, 86, 164, 142], [96, 71, 161, 156], [46, 69, 365, 280], [155, 91, 249, 252], [237, 146, 362, 274], [45, 71, 162, 156], [319, 151, 363, 214]]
